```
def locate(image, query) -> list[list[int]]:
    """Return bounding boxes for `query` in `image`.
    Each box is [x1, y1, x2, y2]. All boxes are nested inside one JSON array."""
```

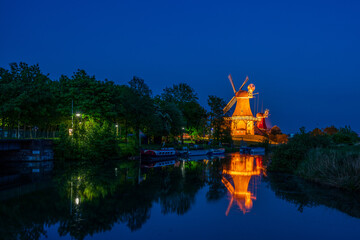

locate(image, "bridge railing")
[[0, 129, 60, 139]]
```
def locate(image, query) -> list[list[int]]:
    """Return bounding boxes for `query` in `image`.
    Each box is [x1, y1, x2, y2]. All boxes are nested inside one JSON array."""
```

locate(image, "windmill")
[[256, 109, 269, 130], [223, 74, 258, 136]]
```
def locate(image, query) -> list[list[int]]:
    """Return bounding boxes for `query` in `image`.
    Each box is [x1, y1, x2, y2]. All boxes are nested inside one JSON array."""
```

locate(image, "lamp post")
[[182, 127, 185, 145], [72, 99, 74, 129]]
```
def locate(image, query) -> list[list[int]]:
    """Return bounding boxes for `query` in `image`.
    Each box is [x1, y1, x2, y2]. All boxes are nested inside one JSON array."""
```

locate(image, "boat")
[[209, 148, 225, 155], [240, 147, 265, 155], [250, 147, 265, 155], [142, 160, 176, 168], [178, 147, 210, 156], [182, 155, 210, 161], [188, 149, 210, 156], [141, 149, 177, 161]]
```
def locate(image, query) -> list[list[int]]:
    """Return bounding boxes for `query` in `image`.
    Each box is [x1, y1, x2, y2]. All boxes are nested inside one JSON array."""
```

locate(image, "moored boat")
[[142, 160, 176, 168], [240, 147, 265, 155], [178, 147, 210, 156], [209, 148, 225, 155], [141, 149, 177, 161], [188, 149, 210, 156]]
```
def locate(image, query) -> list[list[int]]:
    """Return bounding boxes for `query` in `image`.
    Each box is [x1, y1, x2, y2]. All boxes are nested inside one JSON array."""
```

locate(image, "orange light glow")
[[222, 153, 263, 215]]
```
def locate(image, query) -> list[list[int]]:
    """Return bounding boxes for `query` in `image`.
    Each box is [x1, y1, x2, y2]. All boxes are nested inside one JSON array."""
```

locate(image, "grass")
[[297, 147, 360, 191]]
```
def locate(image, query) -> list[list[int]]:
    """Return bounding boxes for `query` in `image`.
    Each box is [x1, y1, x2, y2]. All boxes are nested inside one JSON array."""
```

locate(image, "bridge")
[[0, 139, 54, 176]]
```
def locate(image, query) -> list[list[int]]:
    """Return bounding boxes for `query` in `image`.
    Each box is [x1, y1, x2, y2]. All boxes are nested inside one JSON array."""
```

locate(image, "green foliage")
[[55, 120, 120, 161], [0, 62, 224, 159], [207, 95, 231, 144], [270, 125, 360, 192], [161, 83, 198, 103], [297, 148, 360, 191], [269, 127, 333, 173], [332, 126, 359, 145], [159, 83, 207, 142]]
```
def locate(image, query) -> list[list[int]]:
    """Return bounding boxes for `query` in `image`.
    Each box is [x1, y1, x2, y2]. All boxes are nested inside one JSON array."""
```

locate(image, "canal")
[[0, 153, 359, 240]]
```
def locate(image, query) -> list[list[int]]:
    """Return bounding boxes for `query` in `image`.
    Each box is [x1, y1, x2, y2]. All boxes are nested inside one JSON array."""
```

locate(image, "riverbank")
[[297, 145, 360, 191], [268, 127, 360, 192]]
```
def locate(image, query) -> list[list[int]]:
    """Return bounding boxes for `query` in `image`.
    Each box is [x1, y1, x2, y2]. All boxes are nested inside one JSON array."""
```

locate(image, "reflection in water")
[[0, 154, 359, 240], [222, 153, 264, 215]]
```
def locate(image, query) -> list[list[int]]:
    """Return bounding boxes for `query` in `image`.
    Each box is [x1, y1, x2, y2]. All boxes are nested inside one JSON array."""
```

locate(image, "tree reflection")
[[265, 173, 360, 218], [206, 158, 227, 202]]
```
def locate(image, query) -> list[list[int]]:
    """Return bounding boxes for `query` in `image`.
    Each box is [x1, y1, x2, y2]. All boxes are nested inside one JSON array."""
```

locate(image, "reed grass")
[[297, 148, 360, 191]]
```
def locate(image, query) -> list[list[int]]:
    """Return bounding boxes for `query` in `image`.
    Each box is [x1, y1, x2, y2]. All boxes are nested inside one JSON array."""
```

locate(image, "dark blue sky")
[[1, 0, 359, 133]]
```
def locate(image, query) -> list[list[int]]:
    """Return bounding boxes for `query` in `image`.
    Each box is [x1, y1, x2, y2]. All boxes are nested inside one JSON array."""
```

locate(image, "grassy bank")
[[297, 147, 360, 191], [268, 126, 360, 191]]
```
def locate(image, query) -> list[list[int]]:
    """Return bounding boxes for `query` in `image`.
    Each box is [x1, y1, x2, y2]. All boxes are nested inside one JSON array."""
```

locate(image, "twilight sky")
[[1, 0, 359, 133]]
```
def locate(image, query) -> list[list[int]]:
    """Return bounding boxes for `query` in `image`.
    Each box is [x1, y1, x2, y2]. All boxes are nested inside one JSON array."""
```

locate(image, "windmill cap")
[[256, 113, 264, 118], [236, 90, 249, 98]]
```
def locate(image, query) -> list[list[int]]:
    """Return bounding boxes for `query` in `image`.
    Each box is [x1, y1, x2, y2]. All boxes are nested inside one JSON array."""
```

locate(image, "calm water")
[[1, 153, 360, 240]]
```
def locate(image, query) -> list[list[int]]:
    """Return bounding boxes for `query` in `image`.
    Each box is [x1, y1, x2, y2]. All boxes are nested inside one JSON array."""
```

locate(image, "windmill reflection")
[[222, 153, 263, 215]]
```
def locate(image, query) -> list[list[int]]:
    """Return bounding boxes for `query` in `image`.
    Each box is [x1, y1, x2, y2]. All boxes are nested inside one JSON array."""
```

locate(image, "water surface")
[[0, 153, 359, 240]]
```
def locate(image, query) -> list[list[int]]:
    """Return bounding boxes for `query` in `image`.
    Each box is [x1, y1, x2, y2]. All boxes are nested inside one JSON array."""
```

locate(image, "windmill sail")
[[223, 96, 237, 113], [239, 76, 249, 90], [228, 74, 236, 94]]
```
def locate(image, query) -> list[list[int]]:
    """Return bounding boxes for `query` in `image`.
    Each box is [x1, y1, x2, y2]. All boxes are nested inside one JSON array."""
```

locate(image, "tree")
[[161, 83, 197, 103], [160, 83, 206, 141], [270, 126, 282, 135], [311, 128, 323, 136], [123, 77, 154, 146], [208, 95, 229, 144], [324, 126, 338, 135], [0, 62, 55, 138], [332, 126, 359, 145]]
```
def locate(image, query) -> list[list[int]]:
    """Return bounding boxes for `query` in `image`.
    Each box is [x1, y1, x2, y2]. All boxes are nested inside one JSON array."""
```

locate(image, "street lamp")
[[181, 127, 185, 144]]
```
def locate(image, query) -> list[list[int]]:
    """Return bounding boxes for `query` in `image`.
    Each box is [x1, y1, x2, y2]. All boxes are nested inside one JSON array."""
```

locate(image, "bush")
[[54, 120, 121, 161], [269, 128, 333, 173], [297, 148, 360, 191], [332, 126, 359, 145]]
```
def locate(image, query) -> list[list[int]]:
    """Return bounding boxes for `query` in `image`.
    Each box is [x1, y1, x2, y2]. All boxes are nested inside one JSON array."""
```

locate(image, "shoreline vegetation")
[[0, 62, 235, 160], [269, 126, 360, 192]]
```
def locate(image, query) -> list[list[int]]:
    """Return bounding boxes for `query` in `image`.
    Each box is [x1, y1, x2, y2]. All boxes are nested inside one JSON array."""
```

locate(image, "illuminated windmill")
[[256, 109, 269, 131], [223, 74, 258, 136], [222, 153, 263, 215]]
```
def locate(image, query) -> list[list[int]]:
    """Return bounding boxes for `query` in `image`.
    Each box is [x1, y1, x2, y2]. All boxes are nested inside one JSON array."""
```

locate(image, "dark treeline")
[[0, 62, 231, 159]]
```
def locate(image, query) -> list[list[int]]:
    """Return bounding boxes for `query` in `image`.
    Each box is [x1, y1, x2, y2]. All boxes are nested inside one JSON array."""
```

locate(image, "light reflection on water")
[[0, 153, 359, 240], [222, 153, 263, 215]]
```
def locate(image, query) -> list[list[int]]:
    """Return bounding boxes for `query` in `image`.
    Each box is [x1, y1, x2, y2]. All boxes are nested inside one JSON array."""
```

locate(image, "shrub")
[[332, 126, 359, 145], [269, 128, 333, 173], [297, 148, 360, 191], [54, 120, 121, 161]]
